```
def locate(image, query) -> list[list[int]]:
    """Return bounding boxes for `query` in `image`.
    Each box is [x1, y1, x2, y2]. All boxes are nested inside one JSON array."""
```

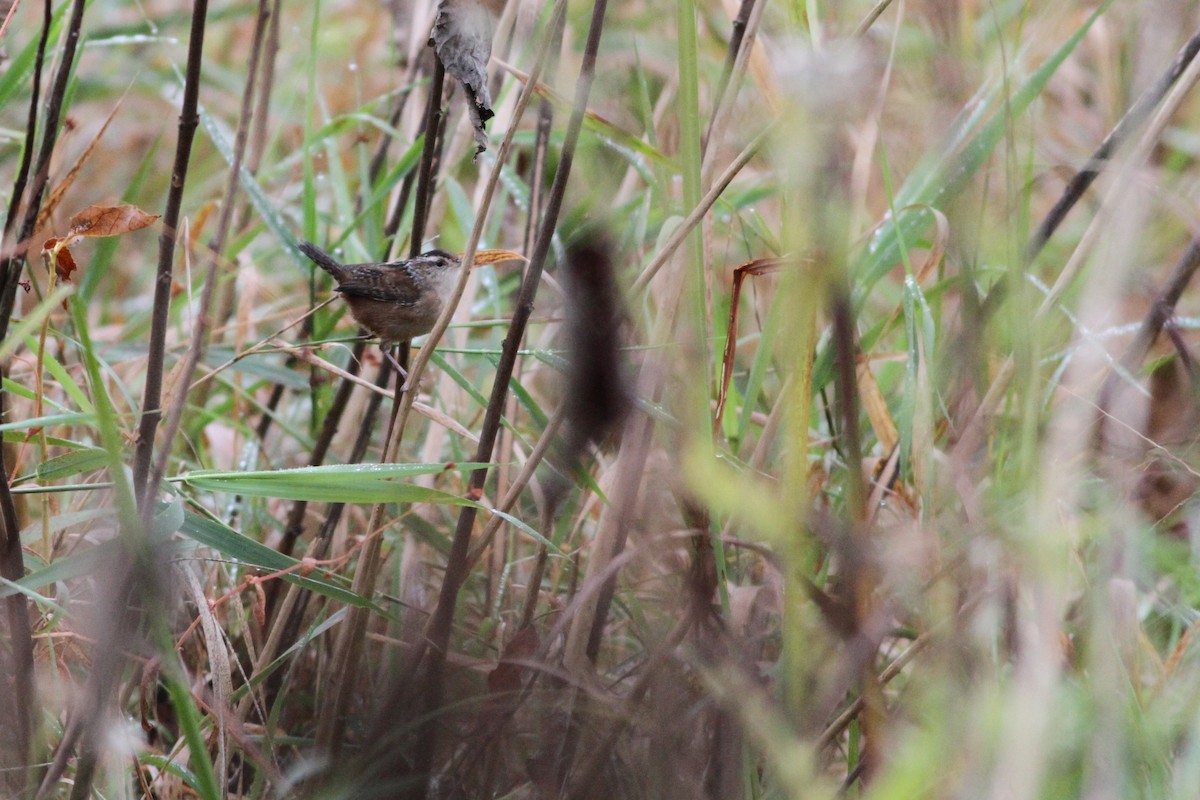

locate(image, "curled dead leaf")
[[68, 203, 159, 238], [42, 237, 79, 282], [431, 0, 498, 156]]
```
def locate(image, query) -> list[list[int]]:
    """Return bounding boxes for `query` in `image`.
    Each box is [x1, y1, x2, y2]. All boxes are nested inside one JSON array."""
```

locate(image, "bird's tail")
[[298, 241, 346, 281]]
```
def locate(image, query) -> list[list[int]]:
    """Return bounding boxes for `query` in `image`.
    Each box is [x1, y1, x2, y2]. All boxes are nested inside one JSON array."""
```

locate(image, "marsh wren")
[[298, 241, 524, 357]]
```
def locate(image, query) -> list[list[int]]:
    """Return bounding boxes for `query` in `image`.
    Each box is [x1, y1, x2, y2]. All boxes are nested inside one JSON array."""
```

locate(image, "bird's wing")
[[334, 263, 422, 306]]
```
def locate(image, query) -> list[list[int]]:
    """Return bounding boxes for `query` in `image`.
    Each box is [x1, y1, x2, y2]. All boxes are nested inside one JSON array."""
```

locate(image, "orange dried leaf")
[[43, 237, 79, 282], [55, 247, 79, 282], [189, 201, 218, 248], [68, 204, 159, 238], [857, 359, 898, 452]]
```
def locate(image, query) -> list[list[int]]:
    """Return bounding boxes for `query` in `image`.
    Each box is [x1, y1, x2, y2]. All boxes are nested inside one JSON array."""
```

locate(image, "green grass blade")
[[178, 461, 494, 504]]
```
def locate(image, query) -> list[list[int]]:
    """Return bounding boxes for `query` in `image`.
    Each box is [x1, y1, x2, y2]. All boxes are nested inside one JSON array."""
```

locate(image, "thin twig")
[[703, 0, 755, 154], [420, 0, 609, 705], [699, 0, 766, 184], [466, 406, 565, 572], [309, 68, 453, 731], [853, 0, 897, 37], [979, 24, 1200, 319], [187, 297, 338, 391], [409, 57, 447, 258], [0, 2, 46, 248], [372, 0, 574, 686]]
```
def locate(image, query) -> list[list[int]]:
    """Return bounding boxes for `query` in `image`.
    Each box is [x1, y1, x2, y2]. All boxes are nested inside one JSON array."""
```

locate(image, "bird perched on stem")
[[298, 241, 525, 374]]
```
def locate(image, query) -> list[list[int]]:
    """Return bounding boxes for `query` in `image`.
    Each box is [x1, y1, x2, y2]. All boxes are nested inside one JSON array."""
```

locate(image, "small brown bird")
[[299, 241, 524, 355]]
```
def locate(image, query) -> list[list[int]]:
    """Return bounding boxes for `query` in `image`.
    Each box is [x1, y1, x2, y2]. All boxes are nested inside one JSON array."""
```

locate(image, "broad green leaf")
[[0, 411, 95, 434], [32, 448, 109, 482], [178, 512, 376, 610], [178, 462, 493, 504]]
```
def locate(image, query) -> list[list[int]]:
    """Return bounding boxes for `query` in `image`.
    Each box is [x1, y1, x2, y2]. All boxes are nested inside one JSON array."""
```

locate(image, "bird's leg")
[[380, 341, 410, 387]]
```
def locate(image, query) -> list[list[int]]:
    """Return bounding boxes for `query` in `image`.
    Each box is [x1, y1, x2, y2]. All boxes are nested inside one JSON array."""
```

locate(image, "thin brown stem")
[[132, 0, 211, 517], [703, 0, 754, 154], [409, 57, 447, 258], [147, 0, 270, 500]]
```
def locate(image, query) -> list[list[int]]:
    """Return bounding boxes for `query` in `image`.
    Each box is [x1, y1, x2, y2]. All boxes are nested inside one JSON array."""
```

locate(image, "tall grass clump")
[[4, 0, 1200, 798]]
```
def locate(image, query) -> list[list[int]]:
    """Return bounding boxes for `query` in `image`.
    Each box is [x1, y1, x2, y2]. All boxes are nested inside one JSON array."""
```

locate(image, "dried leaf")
[[36, 100, 124, 233], [68, 204, 159, 238], [56, 247, 78, 283], [856, 358, 898, 452], [42, 237, 79, 282], [431, 0, 498, 156], [716, 258, 789, 433]]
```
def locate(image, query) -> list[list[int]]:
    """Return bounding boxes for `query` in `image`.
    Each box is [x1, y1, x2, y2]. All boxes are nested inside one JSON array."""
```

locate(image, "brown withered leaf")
[[715, 257, 789, 434], [42, 237, 79, 282], [67, 204, 159, 238], [431, 0, 498, 156]]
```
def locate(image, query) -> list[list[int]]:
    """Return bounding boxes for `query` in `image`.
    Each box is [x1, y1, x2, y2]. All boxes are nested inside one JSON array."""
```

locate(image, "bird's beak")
[[470, 249, 527, 267]]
